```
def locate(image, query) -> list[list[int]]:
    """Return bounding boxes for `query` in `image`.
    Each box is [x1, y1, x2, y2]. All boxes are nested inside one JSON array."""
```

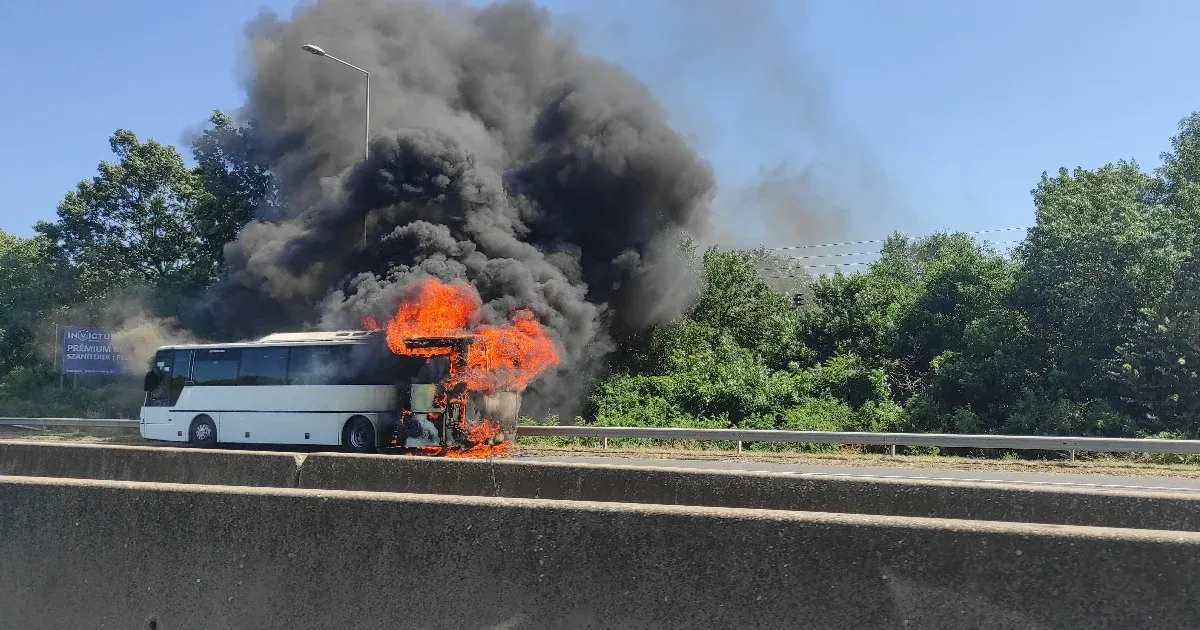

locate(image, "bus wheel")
[[189, 415, 217, 448], [343, 417, 376, 454]]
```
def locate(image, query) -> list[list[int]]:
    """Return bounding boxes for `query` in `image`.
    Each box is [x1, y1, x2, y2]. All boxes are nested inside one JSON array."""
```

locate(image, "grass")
[[514, 437, 1200, 478], [0, 382, 142, 419]]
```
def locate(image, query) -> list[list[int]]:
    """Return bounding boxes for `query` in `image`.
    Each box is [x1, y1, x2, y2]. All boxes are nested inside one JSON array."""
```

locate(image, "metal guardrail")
[[4, 418, 1199, 457], [516, 425, 1200, 457], [0, 417, 139, 429]]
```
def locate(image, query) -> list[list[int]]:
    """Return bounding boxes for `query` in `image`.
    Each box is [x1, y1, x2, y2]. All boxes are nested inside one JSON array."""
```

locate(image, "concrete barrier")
[[1, 475, 1198, 629], [0, 441, 299, 488], [297, 453, 1200, 532], [6, 441, 1200, 532]]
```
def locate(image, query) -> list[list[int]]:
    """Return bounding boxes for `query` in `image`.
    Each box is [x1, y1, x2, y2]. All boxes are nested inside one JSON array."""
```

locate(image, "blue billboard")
[[62, 327, 128, 375]]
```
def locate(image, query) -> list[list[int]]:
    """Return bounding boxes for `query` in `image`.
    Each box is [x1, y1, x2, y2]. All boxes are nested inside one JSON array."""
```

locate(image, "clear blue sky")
[[2, 0, 1198, 250]]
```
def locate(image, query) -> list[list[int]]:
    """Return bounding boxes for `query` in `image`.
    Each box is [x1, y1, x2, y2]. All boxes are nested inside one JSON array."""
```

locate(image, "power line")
[[770, 248, 888, 261], [754, 239, 1023, 274], [756, 239, 1022, 265], [760, 261, 874, 277], [761, 226, 1029, 252]]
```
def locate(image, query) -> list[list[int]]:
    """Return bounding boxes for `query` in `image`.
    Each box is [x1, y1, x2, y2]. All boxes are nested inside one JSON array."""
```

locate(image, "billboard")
[[62, 327, 128, 375]]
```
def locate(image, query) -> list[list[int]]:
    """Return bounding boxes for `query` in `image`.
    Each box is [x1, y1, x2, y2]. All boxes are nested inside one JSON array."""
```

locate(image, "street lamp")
[[302, 44, 370, 161], [302, 44, 371, 248]]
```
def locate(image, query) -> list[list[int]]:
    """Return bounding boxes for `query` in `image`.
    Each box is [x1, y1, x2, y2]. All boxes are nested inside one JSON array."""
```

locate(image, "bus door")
[[168, 350, 193, 407], [142, 349, 193, 426]]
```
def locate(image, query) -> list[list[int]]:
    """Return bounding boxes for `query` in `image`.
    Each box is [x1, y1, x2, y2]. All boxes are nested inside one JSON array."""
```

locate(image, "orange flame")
[[384, 280, 478, 357], [370, 277, 559, 458], [375, 278, 558, 391]]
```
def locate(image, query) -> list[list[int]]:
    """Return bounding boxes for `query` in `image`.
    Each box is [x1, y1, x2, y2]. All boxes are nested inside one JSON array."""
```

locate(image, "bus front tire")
[[189, 416, 217, 448], [343, 417, 376, 454]]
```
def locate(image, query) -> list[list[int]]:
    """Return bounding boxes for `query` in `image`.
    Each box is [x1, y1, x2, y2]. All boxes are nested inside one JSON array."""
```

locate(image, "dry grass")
[[513, 442, 1200, 479]]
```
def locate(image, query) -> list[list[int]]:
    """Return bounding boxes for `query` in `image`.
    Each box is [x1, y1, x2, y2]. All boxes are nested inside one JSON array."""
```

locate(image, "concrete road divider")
[[296, 453, 1200, 532], [5, 441, 1200, 532], [1, 475, 1198, 629], [0, 441, 299, 488]]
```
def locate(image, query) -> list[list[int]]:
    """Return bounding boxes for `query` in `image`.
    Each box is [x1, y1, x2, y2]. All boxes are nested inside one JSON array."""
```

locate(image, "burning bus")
[[139, 278, 557, 457]]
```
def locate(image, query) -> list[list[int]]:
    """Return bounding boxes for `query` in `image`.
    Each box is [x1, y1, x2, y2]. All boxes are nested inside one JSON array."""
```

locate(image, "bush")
[[0, 381, 143, 419]]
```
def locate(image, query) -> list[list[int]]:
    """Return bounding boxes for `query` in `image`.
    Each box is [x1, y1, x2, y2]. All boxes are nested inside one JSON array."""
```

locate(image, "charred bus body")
[[385, 335, 521, 450]]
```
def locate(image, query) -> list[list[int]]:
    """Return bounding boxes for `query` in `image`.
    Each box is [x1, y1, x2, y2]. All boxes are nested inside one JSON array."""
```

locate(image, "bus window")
[[288, 345, 353, 385], [192, 348, 241, 386], [345, 342, 427, 385], [169, 350, 193, 405], [238, 347, 289, 385]]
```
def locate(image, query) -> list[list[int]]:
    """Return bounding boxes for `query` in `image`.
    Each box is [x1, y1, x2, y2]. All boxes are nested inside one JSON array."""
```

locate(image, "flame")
[[412, 442, 514, 459], [371, 277, 559, 458], [384, 280, 479, 357], [463, 312, 559, 391], [405, 419, 514, 459]]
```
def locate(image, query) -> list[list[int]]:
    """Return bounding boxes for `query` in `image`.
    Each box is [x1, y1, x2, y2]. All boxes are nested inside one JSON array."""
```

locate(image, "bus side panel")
[[140, 422, 186, 442], [280, 413, 343, 445], [230, 411, 340, 446], [274, 386, 386, 445], [140, 407, 181, 442], [171, 385, 389, 446]]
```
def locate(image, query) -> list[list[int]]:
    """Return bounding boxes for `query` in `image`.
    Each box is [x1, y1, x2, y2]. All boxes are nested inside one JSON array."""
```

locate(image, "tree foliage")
[[6, 109, 1200, 436], [191, 110, 280, 277], [35, 130, 213, 298], [3, 113, 271, 397], [590, 111, 1200, 438]]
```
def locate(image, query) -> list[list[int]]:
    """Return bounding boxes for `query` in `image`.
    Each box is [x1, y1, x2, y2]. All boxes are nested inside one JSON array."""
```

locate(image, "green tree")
[[800, 271, 893, 367], [879, 233, 1015, 399], [1156, 112, 1200, 221], [1012, 162, 1191, 405], [1117, 235, 1200, 436], [801, 232, 1013, 402], [0, 231, 61, 384], [904, 308, 1044, 433], [35, 130, 214, 299], [190, 110, 279, 276], [690, 247, 805, 369]]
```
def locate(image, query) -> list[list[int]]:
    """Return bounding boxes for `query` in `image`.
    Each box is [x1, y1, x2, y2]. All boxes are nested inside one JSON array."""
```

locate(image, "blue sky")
[[2, 0, 1198, 255]]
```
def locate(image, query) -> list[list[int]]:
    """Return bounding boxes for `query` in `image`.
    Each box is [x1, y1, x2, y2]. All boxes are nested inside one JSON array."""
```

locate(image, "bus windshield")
[[146, 349, 193, 407]]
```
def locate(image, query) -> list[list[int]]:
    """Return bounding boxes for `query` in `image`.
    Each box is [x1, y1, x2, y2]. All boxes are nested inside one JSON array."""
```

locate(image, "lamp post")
[[301, 44, 370, 161], [302, 44, 371, 247]]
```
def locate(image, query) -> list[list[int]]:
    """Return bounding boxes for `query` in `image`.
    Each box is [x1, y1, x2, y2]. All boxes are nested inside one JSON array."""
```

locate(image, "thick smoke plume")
[[208, 0, 715, 411]]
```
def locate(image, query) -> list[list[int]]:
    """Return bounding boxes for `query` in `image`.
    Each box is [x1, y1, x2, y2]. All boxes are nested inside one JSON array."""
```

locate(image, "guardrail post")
[[737, 440, 742, 453], [888, 444, 896, 456], [603, 436, 608, 450], [1070, 449, 1076, 462]]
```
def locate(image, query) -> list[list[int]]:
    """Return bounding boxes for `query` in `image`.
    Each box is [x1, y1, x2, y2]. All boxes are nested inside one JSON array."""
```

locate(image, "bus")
[[138, 330, 514, 453]]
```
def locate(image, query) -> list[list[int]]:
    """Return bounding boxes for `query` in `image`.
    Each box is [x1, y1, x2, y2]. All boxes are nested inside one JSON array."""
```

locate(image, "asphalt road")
[[519, 454, 1200, 493]]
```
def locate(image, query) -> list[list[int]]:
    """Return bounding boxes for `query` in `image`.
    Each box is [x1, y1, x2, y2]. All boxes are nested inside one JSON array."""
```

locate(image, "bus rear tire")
[[343, 416, 376, 454], [189, 416, 217, 448]]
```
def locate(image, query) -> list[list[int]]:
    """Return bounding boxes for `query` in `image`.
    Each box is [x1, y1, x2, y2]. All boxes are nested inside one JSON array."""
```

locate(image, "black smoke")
[[207, 0, 715, 413]]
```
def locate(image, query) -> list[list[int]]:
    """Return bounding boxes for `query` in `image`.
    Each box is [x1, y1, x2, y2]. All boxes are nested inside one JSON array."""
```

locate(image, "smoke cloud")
[[550, 0, 901, 249], [206, 0, 715, 411], [103, 300, 200, 368]]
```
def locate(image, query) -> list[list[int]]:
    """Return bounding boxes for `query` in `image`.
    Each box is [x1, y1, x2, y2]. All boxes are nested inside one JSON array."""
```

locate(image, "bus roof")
[[155, 330, 378, 352]]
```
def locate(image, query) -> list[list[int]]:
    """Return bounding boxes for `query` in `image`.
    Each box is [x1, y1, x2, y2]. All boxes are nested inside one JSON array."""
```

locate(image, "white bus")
[[139, 331, 453, 453]]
